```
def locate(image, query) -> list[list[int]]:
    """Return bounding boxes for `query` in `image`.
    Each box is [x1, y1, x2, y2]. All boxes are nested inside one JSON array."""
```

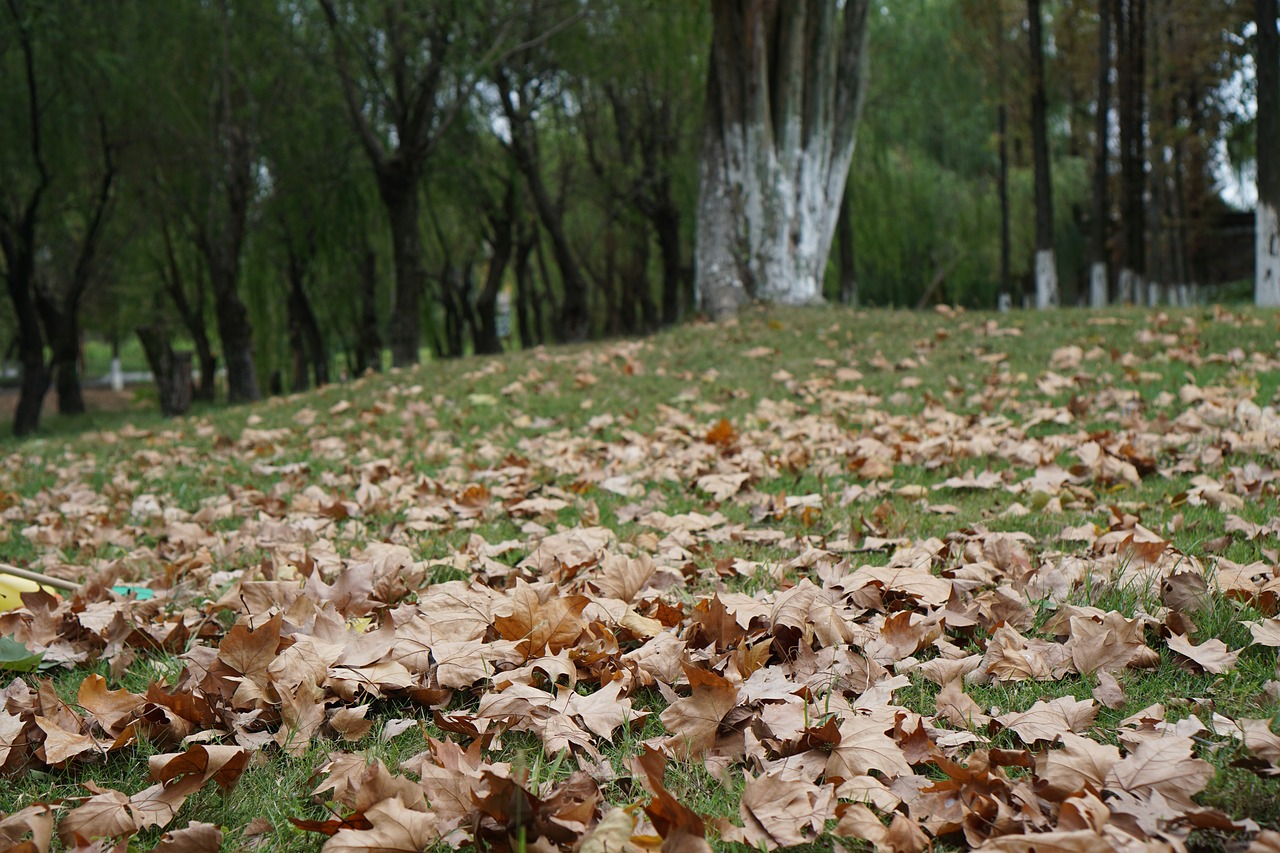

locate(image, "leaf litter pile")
[[1, 306, 1280, 851]]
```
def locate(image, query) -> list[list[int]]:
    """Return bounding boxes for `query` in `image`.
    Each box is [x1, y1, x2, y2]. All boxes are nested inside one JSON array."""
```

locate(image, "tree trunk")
[[379, 170, 425, 366], [160, 225, 216, 401], [651, 205, 683, 326], [695, 0, 871, 318], [1258, 0, 1280, 305], [1117, 0, 1147, 303], [51, 316, 83, 416], [354, 244, 382, 375], [837, 187, 858, 306], [998, 104, 1012, 312], [136, 324, 192, 417], [1090, 0, 1113, 307], [7, 270, 48, 437], [514, 228, 538, 349], [475, 184, 516, 355], [1029, 0, 1060, 308], [211, 263, 259, 403]]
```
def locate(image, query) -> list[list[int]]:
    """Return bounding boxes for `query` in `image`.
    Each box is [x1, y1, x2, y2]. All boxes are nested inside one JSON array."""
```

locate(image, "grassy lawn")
[[0, 304, 1278, 851]]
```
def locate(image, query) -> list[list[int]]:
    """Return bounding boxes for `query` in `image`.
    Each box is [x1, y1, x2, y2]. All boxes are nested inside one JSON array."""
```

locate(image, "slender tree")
[[1258, 0, 1280, 305], [1089, 0, 1113, 306], [1116, 0, 1147, 303], [1029, 0, 1060, 307], [695, 0, 871, 318]]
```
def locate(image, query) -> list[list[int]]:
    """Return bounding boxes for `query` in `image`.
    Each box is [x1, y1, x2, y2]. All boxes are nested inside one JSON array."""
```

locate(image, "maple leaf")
[[825, 713, 913, 781], [58, 784, 136, 844], [34, 715, 101, 765], [1246, 617, 1280, 647], [1165, 632, 1240, 674], [635, 746, 712, 853], [322, 798, 439, 853], [149, 743, 248, 792], [1065, 612, 1148, 675], [76, 675, 143, 737], [980, 830, 1120, 852], [0, 803, 55, 852], [659, 663, 740, 758], [492, 582, 589, 658], [833, 802, 929, 853], [152, 821, 224, 853], [995, 697, 1098, 746], [1104, 735, 1213, 808], [717, 771, 833, 849], [1035, 732, 1120, 800]]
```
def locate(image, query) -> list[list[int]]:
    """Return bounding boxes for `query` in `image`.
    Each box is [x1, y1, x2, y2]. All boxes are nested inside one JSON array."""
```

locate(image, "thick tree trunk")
[[1029, 0, 1060, 308], [51, 321, 83, 416], [8, 280, 47, 437], [1090, 0, 1113, 307], [211, 267, 259, 403], [35, 294, 85, 417], [136, 324, 192, 417], [1258, 0, 1280, 305], [379, 171, 425, 366], [3, 226, 49, 436], [695, 0, 870, 318]]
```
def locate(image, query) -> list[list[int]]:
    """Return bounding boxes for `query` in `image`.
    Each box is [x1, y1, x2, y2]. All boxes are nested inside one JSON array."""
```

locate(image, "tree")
[[1116, 0, 1147, 303], [1258, 0, 1280, 306], [1029, 0, 1060, 308], [316, 1, 572, 364], [1089, 0, 1113, 307], [0, 0, 53, 436], [695, 0, 871, 318]]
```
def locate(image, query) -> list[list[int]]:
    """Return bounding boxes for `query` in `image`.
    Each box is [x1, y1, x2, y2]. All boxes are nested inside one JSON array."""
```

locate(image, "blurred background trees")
[[0, 0, 1267, 433]]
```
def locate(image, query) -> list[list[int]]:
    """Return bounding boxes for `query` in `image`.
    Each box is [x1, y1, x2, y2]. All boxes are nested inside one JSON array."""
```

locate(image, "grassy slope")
[[1, 304, 1278, 850]]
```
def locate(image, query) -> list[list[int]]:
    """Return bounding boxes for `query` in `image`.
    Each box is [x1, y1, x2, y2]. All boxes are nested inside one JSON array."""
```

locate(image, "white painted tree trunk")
[[1117, 268, 1138, 304], [997, 292, 1013, 313], [1257, 201, 1280, 306], [1146, 280, 1161, 306], [1034, 249, 1059, 308], [1089, 262, 1108, 307], [109, 356, 124, 392], [696, 1, 869, 319]]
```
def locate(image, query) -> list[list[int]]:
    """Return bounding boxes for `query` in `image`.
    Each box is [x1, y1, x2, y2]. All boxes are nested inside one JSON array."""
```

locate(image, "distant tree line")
[[0, 0, 1269, 435]]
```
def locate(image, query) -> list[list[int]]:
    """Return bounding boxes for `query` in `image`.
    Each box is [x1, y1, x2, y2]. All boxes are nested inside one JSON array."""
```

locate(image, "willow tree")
[[695, 0, 870, 318]]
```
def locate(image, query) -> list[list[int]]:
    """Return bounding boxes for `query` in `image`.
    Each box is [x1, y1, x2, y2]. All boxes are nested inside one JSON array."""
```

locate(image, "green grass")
[[1, 303, 1279, 850]]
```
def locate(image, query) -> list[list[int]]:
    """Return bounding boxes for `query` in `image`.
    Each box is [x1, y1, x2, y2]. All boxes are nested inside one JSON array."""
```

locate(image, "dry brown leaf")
[[322, 798, 439, 853], [718, 772, 832, 849], [995, 697, 1098, 745], [659, 664, 739, 758], [1091, 670, 1127, 710], [152, 821, 223, 853], [0, 803, 55, 852], [1165, 632, 1240, 674], [1036, 732, 1121, 800], [1104, 735, 1213, 807], [825, 714, 913, 781], [980, 830, 1120, 852]]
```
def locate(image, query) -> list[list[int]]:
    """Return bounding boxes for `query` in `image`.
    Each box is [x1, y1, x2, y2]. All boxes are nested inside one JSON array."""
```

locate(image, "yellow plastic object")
[[0, 574, 58, 611]]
